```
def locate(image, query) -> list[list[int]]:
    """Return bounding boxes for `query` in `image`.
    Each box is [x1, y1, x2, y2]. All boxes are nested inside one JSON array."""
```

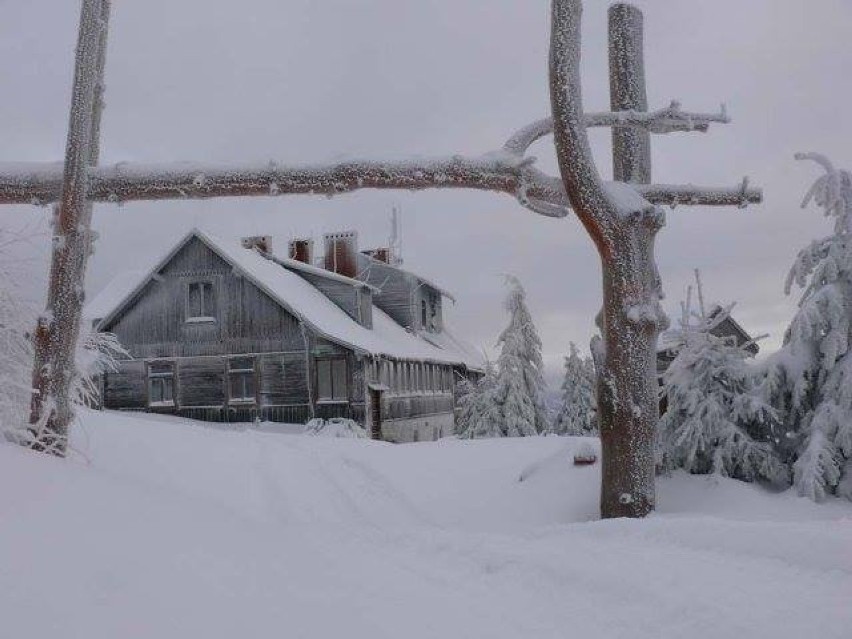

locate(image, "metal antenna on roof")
[[390, 205, 403, 265], [694, 268, 706, 321]]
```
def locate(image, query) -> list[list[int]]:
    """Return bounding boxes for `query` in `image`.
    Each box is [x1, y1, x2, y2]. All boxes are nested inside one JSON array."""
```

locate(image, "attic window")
[[187, 280, 215, 321]]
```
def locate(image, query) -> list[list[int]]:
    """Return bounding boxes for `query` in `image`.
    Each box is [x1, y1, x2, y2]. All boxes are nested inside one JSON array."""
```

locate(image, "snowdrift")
[[1, 409, 850, 639]]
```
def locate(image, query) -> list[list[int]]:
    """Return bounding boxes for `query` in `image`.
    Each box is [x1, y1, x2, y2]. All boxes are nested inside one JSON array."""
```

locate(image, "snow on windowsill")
[[185, 316, 216, 324], [148, 401, 175, 408], [316, 399, 348, 405]]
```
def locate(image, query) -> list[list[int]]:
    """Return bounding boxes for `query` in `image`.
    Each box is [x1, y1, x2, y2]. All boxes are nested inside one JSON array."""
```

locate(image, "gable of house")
[[99, 234, 305, 359]]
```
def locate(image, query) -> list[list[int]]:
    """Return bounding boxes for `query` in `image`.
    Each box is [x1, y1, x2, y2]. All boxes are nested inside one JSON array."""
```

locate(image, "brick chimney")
[[362, 247, 390, 264], [241, 235, 272, 254], [288, 238, 314, 264], [323, 231, 358, 278]]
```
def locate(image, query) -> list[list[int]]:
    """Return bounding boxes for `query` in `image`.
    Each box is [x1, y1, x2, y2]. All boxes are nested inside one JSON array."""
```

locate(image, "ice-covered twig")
[[638, 180, 762, 208], [503, 102, 730, 156]]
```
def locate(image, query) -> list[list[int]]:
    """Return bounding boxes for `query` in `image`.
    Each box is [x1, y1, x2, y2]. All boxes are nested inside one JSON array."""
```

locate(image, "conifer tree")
[[659, 273, 787, 484], [549, 342, 597, 435], [764, 154, 852, 500], [492, 276, 547, 436], [455, 361, 501, 439]]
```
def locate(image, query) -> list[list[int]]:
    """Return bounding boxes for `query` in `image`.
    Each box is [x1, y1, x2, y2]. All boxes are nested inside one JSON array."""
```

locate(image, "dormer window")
[[186, 280, 215, 322]]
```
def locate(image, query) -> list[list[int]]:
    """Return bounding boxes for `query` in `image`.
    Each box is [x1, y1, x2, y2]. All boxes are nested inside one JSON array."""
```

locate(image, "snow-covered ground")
[[2, 410, 850, 639]]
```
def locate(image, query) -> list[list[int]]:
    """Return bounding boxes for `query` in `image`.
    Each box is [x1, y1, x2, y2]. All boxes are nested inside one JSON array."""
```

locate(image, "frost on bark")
[[550, 0, 668, 517], [29, 0, 110, 455], [547, 0, 757, 518]]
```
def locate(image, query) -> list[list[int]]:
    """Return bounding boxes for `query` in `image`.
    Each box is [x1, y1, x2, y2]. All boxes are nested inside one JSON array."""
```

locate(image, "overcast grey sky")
[[0, 0, 850, 384]]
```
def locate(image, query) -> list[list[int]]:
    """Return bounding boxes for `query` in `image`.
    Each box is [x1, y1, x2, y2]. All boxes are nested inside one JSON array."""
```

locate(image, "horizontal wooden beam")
[[504, 103, 730, 156], [0, 157, 761, 212]]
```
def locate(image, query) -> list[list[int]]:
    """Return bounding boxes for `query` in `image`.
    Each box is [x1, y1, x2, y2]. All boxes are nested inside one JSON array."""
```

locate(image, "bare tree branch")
[[0, 156, 761, 213], [503, 103, 729, 157]]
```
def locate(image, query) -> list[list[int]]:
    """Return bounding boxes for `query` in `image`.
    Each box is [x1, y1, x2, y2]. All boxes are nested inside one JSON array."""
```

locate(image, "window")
[[148, 361, 175, 406], [187, 280, 215, 321], [427, 291, 439, 332], [228, 357, 256, 403], [421, 300, 428, 330], [317, 358, 347, 401]]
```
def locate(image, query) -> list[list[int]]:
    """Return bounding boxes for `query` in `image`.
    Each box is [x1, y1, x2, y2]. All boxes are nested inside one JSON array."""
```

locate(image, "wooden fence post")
[[29, 0, 111, 454]]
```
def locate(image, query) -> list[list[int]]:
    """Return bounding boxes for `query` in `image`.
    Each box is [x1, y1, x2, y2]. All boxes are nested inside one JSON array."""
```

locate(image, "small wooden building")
[[88, 228, 482, 442], [656, 306, 760, 376]]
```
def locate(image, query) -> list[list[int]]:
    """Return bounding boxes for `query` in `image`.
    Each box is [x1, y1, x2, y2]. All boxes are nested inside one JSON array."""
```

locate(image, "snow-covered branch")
[[0, 155, 563, 218], [503, 102, 729, 156], [637, 178, 761, 208], [0, 155, 761, 213]]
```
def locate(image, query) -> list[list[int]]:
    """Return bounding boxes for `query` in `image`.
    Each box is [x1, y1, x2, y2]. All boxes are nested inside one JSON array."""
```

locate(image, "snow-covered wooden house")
[[87, 228, 483, 442], [656, 306, 760, 375]]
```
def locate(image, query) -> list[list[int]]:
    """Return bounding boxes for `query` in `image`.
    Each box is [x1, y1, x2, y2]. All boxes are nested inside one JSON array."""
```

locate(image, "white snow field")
[[2, 410, 850, 639]]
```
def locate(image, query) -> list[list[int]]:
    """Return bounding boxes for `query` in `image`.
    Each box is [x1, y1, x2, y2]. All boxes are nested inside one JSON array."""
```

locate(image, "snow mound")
[[0, 409, 849, 639], [305, 417, 368, 438]]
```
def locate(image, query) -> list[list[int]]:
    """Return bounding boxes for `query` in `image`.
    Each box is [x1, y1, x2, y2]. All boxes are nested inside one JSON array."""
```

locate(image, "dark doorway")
[[369, 389, 383, 440]]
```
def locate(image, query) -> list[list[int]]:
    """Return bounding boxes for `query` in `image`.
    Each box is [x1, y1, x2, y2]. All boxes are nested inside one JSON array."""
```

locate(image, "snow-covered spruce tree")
[[549, 342, 597, 435], [490, 276, 548, 437], [0, 265, 35, 442], [455, 361, 502, 439], [764, 154, 852, 501], [659, 276, 788, 484]]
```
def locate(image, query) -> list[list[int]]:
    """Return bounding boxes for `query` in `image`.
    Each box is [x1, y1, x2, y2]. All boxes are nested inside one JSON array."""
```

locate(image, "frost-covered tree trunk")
[[551, 0, 667, 517], [29, 0, 110, 455]]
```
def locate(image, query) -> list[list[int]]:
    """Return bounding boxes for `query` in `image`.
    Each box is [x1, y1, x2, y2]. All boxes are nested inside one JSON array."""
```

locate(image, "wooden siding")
[[355, 253, 416, 328], [179, 357, 225, 407], [286, 269, 373, 328], [355, 253, 443, 332], [415, 286, 443, 332], [102, 236, 306, 358], [103, 360, 147, 410]]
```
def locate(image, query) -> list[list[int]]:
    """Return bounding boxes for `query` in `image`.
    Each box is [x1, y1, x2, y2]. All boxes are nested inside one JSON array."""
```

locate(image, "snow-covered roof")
[[656, 306, 758, 356], [90, 228, 482, 370], [358, 252, 456, 303], [85, 269, 148, 321], [270, 254, 381, 294]]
